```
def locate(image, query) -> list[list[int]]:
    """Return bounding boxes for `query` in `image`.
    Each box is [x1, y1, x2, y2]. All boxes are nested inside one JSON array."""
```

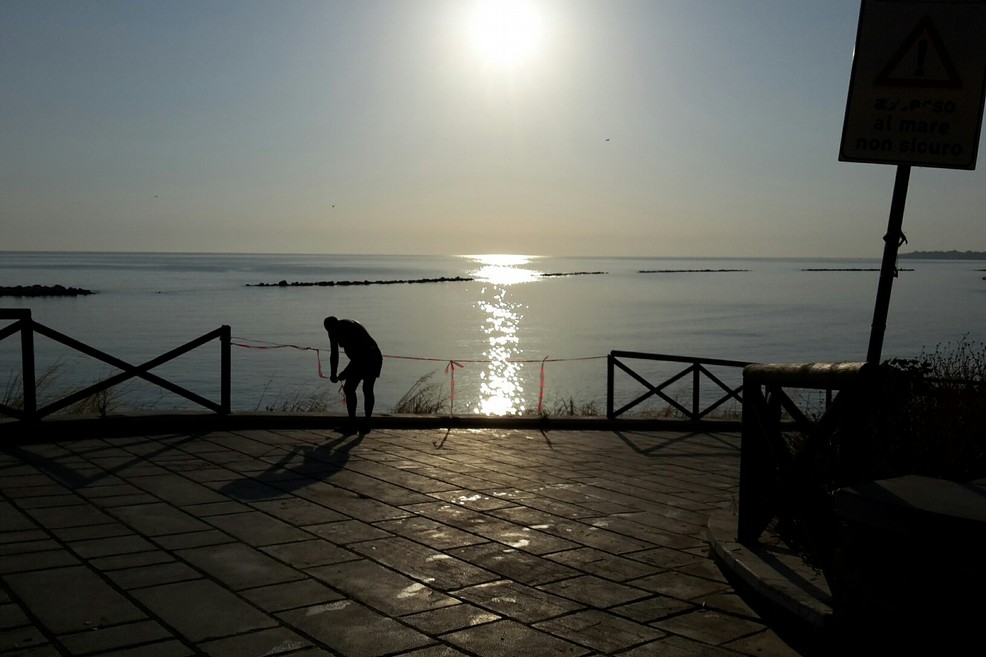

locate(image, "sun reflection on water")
[[465, 254, 539, 415], [470, 253, 542, 286]]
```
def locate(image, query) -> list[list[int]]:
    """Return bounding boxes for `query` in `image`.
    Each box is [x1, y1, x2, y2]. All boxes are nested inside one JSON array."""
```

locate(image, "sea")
[[1, 252, 984, 417]]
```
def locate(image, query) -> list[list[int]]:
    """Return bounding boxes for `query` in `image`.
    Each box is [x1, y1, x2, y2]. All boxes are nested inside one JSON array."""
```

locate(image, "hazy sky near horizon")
[[2, 0, 984, 258]]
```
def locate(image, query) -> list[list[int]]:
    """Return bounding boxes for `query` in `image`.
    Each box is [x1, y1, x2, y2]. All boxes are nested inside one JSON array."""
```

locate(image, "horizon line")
[[0, 248, 924, 260]]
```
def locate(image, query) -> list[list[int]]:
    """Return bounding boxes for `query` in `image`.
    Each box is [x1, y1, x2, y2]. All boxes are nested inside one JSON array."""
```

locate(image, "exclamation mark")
[[915, 39, 928, 77]]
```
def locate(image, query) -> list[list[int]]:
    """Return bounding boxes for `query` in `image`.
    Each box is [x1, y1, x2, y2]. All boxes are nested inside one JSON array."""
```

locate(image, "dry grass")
[[391, 372, 450, 415]]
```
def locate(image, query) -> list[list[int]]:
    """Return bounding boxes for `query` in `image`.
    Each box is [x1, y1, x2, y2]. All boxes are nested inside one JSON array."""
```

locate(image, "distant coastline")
[[900, 250, 986, 260]]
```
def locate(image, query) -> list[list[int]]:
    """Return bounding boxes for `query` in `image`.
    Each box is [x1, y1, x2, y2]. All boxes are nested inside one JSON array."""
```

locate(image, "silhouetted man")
[[323, 316, 382, 432]]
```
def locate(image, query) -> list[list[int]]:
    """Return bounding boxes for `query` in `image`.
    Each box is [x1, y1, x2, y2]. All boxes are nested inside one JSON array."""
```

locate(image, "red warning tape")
[[232, 337, 605, 414], [230, 339, 328, 378], [444, 360, 463, 415]]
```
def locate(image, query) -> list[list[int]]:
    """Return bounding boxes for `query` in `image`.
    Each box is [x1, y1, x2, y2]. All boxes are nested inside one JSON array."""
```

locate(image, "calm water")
[[1, 252, 984, 415]]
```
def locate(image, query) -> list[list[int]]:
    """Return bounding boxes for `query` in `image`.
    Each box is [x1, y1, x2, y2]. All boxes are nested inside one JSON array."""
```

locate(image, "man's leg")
[[343, 378, 359, 420], [362, 377, 377, 418]]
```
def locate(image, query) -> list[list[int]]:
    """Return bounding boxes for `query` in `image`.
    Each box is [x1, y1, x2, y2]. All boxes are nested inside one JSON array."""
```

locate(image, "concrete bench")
[[832, 474, 986, 645], [837, 474, 986, 537]]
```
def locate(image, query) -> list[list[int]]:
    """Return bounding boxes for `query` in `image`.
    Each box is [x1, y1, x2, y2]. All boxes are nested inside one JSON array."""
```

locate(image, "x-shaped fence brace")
[[607, 350, 749, 420], [1, 314, 230, 421]]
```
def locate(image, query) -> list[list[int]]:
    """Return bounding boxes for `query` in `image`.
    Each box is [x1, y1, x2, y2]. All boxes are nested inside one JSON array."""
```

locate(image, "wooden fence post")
[[21, 314, 37, 422], [220, 325, 231, 415], [692, 364, 701, 421], [606, 353, 614, 420]]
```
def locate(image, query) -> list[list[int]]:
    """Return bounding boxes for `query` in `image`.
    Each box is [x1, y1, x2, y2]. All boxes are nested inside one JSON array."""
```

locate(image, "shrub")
[[71, 385, 123, 418], [530, 397, 601, 418], [775, 337, 986, 572], [2, 364, 61, 414], [856, 337, 986, 482], [391, 372, 450, 415]]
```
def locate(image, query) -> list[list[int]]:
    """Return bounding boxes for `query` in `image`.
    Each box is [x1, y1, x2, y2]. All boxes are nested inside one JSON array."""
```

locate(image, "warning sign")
[[840, 0, 986, 169], [876, 17, 960, 88]]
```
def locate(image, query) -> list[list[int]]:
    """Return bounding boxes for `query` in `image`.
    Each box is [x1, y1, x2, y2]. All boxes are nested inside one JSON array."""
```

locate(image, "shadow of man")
[[220, 431, 364, 501]]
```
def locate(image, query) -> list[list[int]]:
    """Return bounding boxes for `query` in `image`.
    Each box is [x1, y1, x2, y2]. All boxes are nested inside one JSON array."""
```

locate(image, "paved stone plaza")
[[1, 426, 804, 656]]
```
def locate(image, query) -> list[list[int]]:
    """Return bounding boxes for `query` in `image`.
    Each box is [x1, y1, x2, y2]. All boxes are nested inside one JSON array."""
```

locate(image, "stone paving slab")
[[105, 502, 212, 536], [278, 600, 433, 657], [5, 565, 147, 634], [306, 558, 461, 616], [448, 541, 581, 586], [0, 427, 806, 656], [442, 619, 588, 657], [130, 579, 278, 643]]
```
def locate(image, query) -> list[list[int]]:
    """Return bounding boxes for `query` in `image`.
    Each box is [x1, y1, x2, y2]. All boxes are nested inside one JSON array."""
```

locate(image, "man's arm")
[[328, 333, 339, 382]]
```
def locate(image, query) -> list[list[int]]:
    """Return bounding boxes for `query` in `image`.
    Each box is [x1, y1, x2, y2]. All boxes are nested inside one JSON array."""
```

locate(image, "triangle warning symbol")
[[876, 16, 961, 89]]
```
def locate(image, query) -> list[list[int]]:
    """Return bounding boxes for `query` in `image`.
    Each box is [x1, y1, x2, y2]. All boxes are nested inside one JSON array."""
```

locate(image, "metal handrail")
[[737, 361, 868, 546], [1, 309, 231, 423]]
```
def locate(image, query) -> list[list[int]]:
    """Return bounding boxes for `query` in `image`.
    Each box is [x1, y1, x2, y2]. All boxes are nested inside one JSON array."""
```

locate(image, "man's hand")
[[330, 375, 338, 383]]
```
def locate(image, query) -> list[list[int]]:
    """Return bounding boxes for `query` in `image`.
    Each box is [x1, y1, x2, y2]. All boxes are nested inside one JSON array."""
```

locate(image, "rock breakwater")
[[0, 284, 94, 297], [248, 276, 472, 288]]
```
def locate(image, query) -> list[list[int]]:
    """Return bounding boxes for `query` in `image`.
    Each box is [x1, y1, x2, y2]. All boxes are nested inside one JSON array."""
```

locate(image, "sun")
[[468, 0, 543, 68]]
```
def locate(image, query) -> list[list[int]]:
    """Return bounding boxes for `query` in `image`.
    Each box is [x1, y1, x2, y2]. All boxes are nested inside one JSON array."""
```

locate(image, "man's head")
[[323, 316, 338, 333]]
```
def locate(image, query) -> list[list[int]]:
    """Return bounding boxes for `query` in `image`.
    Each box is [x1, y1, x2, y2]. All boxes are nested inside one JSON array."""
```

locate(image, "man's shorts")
[[347, 348, 383, 381]]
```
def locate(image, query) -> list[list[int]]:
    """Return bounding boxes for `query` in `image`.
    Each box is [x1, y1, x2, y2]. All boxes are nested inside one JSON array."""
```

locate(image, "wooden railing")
[[606, 350, 750, 421], [1, 309, 230, 422], [737, 362, 868, 547]]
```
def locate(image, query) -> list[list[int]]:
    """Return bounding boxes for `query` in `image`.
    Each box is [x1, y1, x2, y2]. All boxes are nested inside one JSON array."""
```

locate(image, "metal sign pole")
[[866, 164, 911, 364], [844, 1, 986, 364]]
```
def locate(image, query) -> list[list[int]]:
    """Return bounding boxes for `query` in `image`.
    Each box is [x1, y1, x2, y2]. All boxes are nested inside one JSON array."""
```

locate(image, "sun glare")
[[466, 254, 541, 285], [468, 0, 543, 68]]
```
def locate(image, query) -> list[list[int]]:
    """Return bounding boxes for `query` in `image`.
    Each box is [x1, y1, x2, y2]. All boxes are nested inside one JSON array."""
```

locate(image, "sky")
[[2, 0, 984, 258]]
